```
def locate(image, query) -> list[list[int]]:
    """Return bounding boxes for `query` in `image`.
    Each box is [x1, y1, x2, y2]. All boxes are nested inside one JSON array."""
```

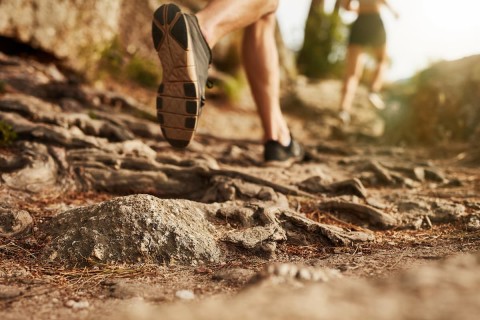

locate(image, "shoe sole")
[[152, 4, 201, 148]]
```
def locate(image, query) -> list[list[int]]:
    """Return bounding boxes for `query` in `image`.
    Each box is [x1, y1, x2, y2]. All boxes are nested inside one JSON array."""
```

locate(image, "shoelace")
[[201, 79, 214, 107]]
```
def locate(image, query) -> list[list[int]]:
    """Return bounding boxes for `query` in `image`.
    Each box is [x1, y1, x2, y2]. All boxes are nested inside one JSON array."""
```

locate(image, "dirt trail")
[[1, 53, 480, 320]]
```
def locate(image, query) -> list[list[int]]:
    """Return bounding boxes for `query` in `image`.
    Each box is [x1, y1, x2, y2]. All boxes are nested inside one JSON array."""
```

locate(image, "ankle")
[[278, 133, 291, 147], [264, 132, 290, 147]]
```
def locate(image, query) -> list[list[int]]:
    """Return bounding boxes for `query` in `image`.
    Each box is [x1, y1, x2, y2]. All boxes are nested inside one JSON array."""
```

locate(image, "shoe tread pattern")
[[152, 4, 200, 148]]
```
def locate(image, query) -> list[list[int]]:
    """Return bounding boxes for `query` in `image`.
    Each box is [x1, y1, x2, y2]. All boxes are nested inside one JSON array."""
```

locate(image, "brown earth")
[[1, 52, 480, 320]]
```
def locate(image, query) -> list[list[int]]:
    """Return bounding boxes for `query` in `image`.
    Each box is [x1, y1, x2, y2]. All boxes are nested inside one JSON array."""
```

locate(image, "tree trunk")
[[297, 0, 346, 78]]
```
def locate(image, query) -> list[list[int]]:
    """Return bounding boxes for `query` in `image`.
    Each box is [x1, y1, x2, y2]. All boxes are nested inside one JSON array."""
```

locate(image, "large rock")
[[0, 0, 123, 70], [0, 0, 183, 71], [43, 194, 222, 266], [0, 0, 297, 90], [0, 0, 221, 72]]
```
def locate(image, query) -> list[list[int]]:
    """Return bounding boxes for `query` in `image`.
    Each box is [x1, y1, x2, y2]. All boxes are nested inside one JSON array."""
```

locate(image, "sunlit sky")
[[277, 0, 480, 80]]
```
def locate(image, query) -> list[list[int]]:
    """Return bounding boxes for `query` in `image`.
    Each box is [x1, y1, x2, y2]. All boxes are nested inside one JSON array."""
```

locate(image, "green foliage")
[[88, 110, 98, 120], [219, 73, 246, 103], [98, 38, 161, 88], [98, 39, 124, 77], [383, 55, 480, 145], [297, 4, 347, 78], [125, 56, 160, 88], [0, 121, 17, 146]]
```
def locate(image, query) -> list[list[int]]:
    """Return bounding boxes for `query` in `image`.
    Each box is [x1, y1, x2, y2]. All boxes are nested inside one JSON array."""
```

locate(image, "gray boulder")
[[0, 0, 123, 70], [43, 194, 221, 266]]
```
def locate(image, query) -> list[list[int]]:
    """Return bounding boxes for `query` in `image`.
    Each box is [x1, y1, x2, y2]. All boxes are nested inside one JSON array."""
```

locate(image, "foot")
[[368, 92, 385, 110], [264, 136, 304, 164], [152, 4, 212, 148], [338, 110, 351, 125]]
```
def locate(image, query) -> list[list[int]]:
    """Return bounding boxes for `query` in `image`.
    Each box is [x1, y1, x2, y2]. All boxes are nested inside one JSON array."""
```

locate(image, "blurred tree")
[[297, 0, 347, 79]]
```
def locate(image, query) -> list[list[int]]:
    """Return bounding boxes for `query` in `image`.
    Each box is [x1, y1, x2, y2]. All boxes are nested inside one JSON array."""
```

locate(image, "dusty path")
[[1, 53, 480, 319]]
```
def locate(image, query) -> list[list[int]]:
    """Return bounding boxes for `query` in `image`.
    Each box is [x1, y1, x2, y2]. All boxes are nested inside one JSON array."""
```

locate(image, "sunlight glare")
[[277, 0, 480, 80]]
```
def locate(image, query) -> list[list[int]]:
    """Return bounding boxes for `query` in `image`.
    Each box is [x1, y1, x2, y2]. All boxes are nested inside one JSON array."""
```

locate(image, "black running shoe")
[[264, 137, 304, 163], [152, 3, 212, 148]]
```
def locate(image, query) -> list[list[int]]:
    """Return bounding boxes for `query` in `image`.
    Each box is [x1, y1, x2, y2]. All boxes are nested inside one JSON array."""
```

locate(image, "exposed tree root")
[[318, 200, 397, 230]]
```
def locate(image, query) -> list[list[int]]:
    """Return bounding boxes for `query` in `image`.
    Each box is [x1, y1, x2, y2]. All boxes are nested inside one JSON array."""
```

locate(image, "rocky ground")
[[1, 52, 480, 320]]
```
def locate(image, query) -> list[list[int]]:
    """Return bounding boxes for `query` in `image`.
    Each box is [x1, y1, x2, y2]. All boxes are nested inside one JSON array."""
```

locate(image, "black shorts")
[[348, 13, 386, 47]]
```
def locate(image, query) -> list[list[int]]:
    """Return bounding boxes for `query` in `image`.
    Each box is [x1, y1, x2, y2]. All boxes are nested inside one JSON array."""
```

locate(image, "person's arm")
[[381, 0, 400, 19]]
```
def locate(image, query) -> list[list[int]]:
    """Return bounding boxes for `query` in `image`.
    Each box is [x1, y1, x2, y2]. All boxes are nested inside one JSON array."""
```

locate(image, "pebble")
[[212, 268, 255, 284], [297, 268, 312, 281], [467, 216, 480, 231], [0, 286, 22, 300], [0, 207, 33, 238], [65, 299, 90, 309], [175, 290, 195, 301]]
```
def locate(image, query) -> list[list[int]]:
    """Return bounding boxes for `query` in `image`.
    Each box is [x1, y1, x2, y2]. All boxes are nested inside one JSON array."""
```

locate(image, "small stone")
[[311, 270, 323, 281], [466, 216, 480, 231], [175, 290, 195, 301], [411, 218, 423, 230], [297, 268, 312, 281], [93, 244, 105, 260], [195, 267, 212, 274], [297, 176, 327, 193], [259, 241, 277, 256], [65, 299, 89, 309], [110, 282, 142, 299], [212, 268, 255, 284], [227, 145, 244, 158], [10, 267, 32, 279], [0, 285, 22, 300], [258, 187, 276, 201], [317, 268, 342, 282], [275, 263, 298, 278], [432, 201, 466, 222], [252, 263, 342, 286], [413, 167, 425, 181], [446, 178, 463, 187], [398, 200, 430, 214], [0, 207, 33, 238], [424, 169, 447, 183]]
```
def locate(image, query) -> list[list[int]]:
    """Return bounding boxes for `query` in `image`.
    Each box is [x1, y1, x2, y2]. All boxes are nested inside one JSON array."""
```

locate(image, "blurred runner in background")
[[338, 0, 399, 124]]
